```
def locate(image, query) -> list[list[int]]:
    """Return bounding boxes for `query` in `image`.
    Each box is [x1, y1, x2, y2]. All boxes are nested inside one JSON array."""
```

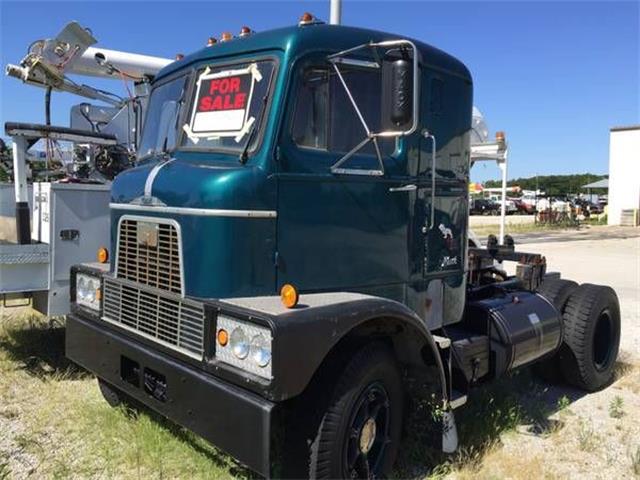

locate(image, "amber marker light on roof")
[[221, 32, 233, 42], [207, 37, 217, 46], [281, 284, 299, 309], [97, 246, 109, 263], [299, 12, 314, 25], [239, 26, 252, 37]]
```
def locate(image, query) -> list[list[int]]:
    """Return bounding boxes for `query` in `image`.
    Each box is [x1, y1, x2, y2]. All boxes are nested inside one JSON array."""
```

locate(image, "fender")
[[221, 292, 448, 402]]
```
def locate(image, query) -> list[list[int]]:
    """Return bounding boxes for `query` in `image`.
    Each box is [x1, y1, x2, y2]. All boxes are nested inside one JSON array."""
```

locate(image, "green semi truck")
[[66, 15, 621, 479]]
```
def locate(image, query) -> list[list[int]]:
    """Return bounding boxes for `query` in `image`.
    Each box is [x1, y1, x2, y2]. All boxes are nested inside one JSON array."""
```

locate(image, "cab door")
[[413, 73, 471, 326], [274, 58, 414, 300]]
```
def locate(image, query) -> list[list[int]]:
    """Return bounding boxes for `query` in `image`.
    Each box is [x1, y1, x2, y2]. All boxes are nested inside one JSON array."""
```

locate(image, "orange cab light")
[[97, 246, 109, 263], [239, 26, 252, 37], [221, 32, 233, 42], [207, 37, 217, 46], [299, 12, 315, 25], [280, 284, 299, 309], [217, 329, 229, 346]]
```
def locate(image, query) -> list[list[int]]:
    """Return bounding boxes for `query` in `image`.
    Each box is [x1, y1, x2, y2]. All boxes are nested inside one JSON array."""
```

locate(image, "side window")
[[291, 65, 394, 157], [292, 69, 329, 149]]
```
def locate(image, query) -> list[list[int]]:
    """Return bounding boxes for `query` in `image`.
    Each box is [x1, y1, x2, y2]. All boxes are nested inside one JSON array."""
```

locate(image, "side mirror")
[[382, 53, 415, 131]]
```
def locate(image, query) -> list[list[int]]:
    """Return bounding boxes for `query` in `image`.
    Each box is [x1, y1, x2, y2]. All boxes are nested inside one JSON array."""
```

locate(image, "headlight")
[[230, 327, 250, 359], [76, 273, 101, 311], [250, 334, 271, 367], [216, 315, 272, 379]]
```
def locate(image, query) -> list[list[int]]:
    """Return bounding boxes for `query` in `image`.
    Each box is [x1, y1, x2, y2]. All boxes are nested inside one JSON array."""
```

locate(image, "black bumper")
[[66, 314, 275, 477]]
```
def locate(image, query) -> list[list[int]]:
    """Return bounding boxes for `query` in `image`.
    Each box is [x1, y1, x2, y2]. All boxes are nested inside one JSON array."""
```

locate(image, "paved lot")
[[504, 226, 640, 360]]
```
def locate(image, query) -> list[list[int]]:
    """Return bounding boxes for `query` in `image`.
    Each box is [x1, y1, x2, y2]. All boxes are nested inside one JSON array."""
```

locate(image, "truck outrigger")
[[66, 13, 621, 479]]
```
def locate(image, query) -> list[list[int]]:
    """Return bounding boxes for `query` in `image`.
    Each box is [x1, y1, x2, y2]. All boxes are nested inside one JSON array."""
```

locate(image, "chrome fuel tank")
[[464, 291, 562, 375]]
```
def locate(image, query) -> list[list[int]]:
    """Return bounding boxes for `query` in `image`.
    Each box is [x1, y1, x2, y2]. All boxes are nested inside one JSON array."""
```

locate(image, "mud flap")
[[442, 410, 459, 453]]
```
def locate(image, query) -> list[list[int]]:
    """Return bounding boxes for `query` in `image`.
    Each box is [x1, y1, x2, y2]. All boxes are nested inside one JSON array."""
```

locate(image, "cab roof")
[[157, 23, 471, 81]]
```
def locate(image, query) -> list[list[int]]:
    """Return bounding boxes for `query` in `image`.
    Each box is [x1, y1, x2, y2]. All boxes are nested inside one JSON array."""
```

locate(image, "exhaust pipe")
[[330, 0, 342, 25]]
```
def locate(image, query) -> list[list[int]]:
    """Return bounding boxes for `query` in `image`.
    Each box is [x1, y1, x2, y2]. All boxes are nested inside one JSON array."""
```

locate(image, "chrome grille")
[[116, 218, 183, 294], [102, 276, 204, 359]]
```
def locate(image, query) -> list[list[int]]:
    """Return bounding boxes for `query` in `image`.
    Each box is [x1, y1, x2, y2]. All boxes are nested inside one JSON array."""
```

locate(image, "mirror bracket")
[[327, 39, 420, 176]]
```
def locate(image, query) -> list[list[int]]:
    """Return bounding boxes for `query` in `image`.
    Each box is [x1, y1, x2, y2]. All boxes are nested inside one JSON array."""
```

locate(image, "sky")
[[0, 0, 638, 182]]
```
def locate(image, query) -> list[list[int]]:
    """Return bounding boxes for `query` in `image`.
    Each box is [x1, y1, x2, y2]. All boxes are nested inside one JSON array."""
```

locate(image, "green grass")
[[609, 396, 625, 419], [0, 308, 248, 479]]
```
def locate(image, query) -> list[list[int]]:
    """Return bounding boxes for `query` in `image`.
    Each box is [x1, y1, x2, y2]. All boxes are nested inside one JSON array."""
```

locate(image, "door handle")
[[389, 184, 417, 193]]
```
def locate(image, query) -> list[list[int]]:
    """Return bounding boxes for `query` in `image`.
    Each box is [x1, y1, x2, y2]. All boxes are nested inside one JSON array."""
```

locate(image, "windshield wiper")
[[239, 74, 273, 164]]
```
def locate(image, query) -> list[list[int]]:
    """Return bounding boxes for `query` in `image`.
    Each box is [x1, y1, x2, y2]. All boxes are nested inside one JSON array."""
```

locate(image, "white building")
[[608, 125, 640, 226]]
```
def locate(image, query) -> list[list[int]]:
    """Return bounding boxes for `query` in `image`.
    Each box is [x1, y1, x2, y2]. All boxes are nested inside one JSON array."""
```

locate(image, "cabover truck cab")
[[66, 18, 621, 479]]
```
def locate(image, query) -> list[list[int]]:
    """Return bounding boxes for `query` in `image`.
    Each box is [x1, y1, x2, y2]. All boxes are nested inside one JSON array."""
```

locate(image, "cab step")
[[450, 389, 468, 409]]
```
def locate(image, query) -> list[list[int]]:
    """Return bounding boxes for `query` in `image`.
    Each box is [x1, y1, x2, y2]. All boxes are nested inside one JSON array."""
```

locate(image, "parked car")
[[510, 197, 534, 214], [470, 198, 500, 215]]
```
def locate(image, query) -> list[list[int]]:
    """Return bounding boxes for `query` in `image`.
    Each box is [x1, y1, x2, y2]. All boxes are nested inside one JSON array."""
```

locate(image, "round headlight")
[[230, 327, 249, 359], [250, 334, 271, 367], [77, 277, 88, 300]]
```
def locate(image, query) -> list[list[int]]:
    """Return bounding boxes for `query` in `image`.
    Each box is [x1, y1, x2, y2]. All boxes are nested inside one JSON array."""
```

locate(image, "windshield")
[[182, 59, 276, 153], [138, 75, 187, 160], [137, 59, 276, 161]]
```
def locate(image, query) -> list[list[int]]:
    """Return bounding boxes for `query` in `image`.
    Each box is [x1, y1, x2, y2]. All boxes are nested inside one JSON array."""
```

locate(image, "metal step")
[[450, 389, 468, 409]]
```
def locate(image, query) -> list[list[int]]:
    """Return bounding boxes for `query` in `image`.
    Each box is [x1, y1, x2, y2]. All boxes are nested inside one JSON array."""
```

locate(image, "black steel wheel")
[[309, 342, 403, 479], [560, 284, 621, 391]]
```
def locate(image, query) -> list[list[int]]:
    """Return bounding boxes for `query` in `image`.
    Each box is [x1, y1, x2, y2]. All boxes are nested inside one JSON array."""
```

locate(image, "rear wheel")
[[560, 284, 621, 391], [534, 279, 579, 383], [309, 343, 403, 479]]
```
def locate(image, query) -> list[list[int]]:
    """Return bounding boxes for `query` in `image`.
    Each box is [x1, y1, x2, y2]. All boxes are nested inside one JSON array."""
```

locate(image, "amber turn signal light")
[[97, 246, 109, 263], [280, 284, 299, 309], [217, 329, 229, 346]]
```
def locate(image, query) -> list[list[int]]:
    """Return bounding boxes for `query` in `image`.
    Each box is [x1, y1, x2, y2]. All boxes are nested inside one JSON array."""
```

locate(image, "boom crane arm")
[[5, 21, 172, 106]]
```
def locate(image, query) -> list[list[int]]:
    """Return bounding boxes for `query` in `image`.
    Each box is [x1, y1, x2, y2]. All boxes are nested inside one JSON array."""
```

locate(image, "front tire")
[[97, 379, 140, 412], [560, 284, 621, 391], [309, 343, 403, 479]]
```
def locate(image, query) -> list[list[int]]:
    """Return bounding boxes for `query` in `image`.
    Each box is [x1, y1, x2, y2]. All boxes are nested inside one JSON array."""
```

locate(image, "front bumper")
[[66, 313, 275, 477]]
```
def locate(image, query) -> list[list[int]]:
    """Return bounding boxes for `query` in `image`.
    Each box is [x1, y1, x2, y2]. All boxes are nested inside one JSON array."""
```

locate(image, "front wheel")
[[309, 343, 403, 479]]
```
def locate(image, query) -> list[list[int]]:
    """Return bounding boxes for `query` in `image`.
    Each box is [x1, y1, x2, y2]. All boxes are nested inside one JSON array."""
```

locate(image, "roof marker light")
[[221, 32, 233, 42], [175, 53, 184, 61], [299, 12, 318, 26], [207, 37, 217, 46], [239, 26, 253, 37]]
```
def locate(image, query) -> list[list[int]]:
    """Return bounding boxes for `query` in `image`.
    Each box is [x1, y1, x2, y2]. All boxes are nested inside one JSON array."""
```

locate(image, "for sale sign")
[[185, 64, 261, 140]]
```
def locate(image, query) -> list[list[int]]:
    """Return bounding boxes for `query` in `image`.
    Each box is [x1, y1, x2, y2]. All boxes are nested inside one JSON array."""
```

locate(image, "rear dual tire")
[[536, 280, 621, 391], [560, 284, 621, 391]]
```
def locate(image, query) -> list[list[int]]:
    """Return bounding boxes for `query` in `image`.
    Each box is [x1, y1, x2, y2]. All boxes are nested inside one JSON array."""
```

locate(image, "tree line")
[[484, 173, 607, 196]]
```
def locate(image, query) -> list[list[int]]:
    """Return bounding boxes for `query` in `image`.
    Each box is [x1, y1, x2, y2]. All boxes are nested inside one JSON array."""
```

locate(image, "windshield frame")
[[177, 54, 280, 158], [137, 70, 191, 162]]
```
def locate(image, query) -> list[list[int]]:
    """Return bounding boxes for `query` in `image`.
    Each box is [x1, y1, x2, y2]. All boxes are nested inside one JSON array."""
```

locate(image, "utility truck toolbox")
[[67, 15, 621, 479]]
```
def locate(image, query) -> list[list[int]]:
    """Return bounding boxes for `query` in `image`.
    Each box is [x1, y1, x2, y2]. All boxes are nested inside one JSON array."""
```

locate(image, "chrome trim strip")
[[144, 159, 174, 197], [110, 203, 277, 218], [115, 215, 186, 297]]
